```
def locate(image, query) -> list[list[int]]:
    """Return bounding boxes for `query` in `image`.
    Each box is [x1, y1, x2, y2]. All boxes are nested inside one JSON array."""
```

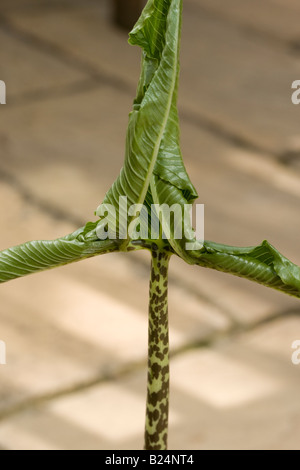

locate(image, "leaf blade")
[[0, 231, 118, 283], [95, 0, 197, 256], [190, 240, 300, 298]]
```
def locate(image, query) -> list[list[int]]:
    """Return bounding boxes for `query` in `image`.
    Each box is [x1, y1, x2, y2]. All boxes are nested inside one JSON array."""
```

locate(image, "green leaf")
[[190, 240, 300, 298], [95, 0, 197, 257], [0, 229, 118, 283], [1, 0, 299, 305]]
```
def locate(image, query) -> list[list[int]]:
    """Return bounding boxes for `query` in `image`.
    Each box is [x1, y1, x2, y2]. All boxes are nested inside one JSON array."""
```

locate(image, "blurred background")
[[0, 0, 300, 450]]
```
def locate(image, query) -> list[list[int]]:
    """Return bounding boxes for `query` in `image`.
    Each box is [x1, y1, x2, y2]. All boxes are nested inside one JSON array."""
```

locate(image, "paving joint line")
[[0, 3, 298, 424], [1, 5, 299, 171], [8, 77, 102, 106], [0, 307, 298, 424], [0, 7, 298, 326], [179, 108, 275, 159], [0, 12, 297, 169], [185, 1, 300, 55], [0, 167, 84, 228], [0, 164, 294, 328], [0, 165, 238, 323], [0, 13, 135, 96]]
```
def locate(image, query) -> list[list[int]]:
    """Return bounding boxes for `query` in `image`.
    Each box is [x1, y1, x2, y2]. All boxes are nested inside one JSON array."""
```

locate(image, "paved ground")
[[0, 0, 300, 450]]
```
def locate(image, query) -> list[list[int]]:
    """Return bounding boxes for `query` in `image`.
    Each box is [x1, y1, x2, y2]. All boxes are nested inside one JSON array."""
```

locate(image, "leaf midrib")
[[136, 3, 180, 213]]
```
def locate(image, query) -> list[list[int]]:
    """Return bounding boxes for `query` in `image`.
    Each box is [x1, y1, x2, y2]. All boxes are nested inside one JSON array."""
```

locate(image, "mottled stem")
[[144, 247, 171, 450]]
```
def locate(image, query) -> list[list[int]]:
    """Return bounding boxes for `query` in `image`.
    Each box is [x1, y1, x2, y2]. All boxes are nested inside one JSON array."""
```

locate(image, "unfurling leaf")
[[95, 0, 198, 259], [0, 231, 118, 283], [192, 240, 300, 298]]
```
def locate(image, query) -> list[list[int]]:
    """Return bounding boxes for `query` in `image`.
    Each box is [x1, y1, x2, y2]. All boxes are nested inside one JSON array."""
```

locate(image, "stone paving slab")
[[1, 315, 300, 450], [5, 0, 300, 155], [2, 2, 139, 90], [189, 0, 300, 43], [0, 181, 231, 415], [0, 0, 300, 451], [0, 86, 132, 220], [0, 85, 299, 325], [180, 2, 300, 156], [0, 0, 100, 10], [0, 27, 86, 98], [171, 258, 300, 327]]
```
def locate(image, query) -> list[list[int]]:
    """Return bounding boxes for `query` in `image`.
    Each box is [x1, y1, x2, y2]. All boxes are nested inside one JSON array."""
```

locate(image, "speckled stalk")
[[144, 247, 171, 450]]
